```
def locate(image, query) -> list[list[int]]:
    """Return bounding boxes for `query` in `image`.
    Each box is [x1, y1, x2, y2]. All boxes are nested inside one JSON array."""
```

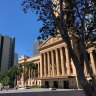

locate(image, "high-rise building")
[[0, 34, 15, 71], [32, 39, 42, 56], [14, 53, 18, 65]]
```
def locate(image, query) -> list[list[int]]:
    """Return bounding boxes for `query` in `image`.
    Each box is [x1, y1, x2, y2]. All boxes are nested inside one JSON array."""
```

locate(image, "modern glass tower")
[[0, 34, 15, 71]]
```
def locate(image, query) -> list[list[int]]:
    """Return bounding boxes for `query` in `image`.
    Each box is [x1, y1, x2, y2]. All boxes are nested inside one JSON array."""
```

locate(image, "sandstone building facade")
[[17, 36, 96, 88]]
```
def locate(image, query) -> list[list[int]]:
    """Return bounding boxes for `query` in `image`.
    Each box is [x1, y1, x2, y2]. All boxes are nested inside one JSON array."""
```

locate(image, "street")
[[0, 89, 85, 96]]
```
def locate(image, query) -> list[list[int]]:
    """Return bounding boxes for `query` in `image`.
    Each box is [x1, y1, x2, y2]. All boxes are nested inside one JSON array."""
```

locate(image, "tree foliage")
[[21, 0, 58, 40], [21, 0, 96, 43], [0, 65, 23, 87], [2, 76, 11, 86], [23, 62, 38, 78], [0, 71, 11, 86]]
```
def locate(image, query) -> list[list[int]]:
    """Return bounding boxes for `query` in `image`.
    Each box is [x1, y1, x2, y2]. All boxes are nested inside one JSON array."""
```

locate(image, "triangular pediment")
[[38, 35, 62, 49]]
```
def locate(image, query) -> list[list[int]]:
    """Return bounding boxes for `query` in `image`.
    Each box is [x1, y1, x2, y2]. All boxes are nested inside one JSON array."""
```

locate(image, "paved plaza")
[[0, 88, 85, 96]]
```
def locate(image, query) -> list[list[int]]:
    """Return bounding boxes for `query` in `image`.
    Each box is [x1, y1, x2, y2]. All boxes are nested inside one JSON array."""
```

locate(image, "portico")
[[39, 47, 71, 78], [39, 36, 72, 78]]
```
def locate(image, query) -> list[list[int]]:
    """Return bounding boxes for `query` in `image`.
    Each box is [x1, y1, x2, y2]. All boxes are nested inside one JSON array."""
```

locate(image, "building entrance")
[[45, 81, 49, 88], [53, 81, 58, 88], [64, 81, 69, 89]]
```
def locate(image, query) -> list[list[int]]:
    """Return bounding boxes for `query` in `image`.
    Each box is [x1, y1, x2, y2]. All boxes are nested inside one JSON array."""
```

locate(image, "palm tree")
[[17, 64, 23, 79], [21, 62, 39, 86], [27, 62, 36, 81], [29, 62, 36, 78], [35, 63, 39, 77], [22, 62, 28, 86], [22, 62, 36, 86], [9, 64, 23, 87]]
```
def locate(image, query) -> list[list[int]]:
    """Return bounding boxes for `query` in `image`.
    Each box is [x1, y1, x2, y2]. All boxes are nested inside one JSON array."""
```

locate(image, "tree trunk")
[[77, 68, 95, 96], [67, 39, 94, 96], [61, 33, 95, 96], [59, 0, 95, 96], [80, 41, 96, 95], [67, 38, 95, 96]]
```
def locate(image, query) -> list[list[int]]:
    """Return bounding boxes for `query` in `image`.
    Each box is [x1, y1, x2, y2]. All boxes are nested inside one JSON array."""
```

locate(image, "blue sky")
[[0, 0, 42, 58]]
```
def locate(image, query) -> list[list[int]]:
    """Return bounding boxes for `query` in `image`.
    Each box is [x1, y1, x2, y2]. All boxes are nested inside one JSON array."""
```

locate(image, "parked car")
[[49, 87, 56, 90], [24, 86, 31, 89], [18, 86, 25, 90], [0, 83, 3, 91]]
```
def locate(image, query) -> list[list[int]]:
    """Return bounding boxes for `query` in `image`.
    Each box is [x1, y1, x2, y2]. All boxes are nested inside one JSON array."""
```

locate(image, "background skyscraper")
[[14, 53, 18, 65], [0, 34, 15, 71], [32, 39, 42, 56]]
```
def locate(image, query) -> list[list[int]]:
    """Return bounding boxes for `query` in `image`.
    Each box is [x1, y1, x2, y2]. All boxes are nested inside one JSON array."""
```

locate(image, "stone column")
[[47, 51, 50, 77], [37, 63, 39, 77], [65, 47, 71, 75], [40, 53, 43, 77], [84, 61, 88, 76], [44, 53, 47, 76], [39, 63, 40, 77], [89, 51, 96, 74], [60, 47, 66, 75], [55, 48, 60, 76], [51, 50, 55, 76]]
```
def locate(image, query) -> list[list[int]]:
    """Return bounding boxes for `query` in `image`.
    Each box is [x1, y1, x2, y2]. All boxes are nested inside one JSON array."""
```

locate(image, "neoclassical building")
[[17, 35, 96, 88]]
